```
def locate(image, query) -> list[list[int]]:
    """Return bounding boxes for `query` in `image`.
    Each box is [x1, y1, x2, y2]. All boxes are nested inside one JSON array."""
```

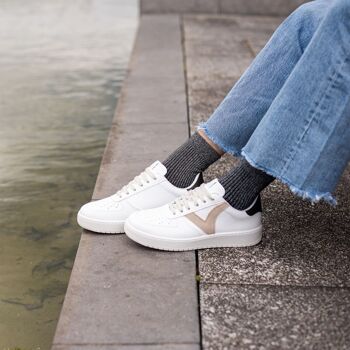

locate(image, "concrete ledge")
[[53, 15, 200, 349], [140, 0, 310, 16], [53, 345, 199, 350]]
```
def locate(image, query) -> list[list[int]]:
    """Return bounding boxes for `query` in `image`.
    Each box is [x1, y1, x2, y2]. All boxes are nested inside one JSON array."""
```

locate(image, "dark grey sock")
[[163, 132, 221, 188], [219, 159, 274, 210]]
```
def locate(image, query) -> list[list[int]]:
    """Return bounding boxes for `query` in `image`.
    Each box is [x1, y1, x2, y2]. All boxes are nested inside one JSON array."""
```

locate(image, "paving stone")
[[184, 15, 282, 44], [201, 283, 350, 350], [140, 0, 309, 16], [53, 345, 199, 350], [199, 168, 350, 287], [53, 234, 198, 344], [96, 122, 188, 168], [140, 0, 219, 15], [186, 56, 248, 87], [117, 15, 188, 126], [220, 0, 308, 16], [53, 15, 199, 348]]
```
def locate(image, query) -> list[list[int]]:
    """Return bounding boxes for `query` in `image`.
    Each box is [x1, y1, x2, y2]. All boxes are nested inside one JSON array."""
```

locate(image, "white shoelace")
[[116, 167, 157, 198], [169, 184, 215, 215]]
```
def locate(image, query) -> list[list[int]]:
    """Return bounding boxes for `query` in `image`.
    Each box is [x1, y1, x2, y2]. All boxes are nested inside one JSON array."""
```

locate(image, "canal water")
[[0, 0, 138, 348]]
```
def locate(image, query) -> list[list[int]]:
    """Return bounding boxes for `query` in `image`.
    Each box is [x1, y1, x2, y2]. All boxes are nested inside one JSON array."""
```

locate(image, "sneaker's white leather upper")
[[78, 161, 196, 222], [127, 179, 262, 239]]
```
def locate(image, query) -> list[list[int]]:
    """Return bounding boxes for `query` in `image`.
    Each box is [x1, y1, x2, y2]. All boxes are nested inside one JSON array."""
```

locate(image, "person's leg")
[[200, 0, 329, 155], [124, 0, 350, 250], [241, 0, 350, 204], [220, 159, 274, 210], [163, 132, 221, 188], [161, 0, 329, 191]]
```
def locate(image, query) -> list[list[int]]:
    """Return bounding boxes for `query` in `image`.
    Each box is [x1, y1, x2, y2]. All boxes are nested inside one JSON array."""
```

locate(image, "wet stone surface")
[[0, 1, 138, 348]]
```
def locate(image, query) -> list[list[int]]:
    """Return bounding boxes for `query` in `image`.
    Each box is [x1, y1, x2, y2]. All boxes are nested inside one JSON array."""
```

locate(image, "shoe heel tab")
[[246, 196, 262, 216], [186, 173, 204, 190]]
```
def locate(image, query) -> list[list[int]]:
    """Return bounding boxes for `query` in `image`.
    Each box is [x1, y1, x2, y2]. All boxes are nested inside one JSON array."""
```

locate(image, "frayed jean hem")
[[197, 123, 243, 158], [241, 150, 337, 206], [197, 123, 336, 205]]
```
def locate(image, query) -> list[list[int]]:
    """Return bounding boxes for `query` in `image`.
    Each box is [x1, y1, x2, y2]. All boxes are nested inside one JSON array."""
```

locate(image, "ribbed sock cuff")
[[163, 132, 221, 188], [219, 159, 274, 210]]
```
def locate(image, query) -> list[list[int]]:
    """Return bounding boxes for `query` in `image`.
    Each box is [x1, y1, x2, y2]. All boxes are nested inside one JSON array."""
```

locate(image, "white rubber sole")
[[77, 212, 125, 234], [124, 221, 262, 251]]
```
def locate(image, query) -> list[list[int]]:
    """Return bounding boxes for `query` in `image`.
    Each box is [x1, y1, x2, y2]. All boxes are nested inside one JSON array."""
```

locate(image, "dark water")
[[0, 1, 138, 348]]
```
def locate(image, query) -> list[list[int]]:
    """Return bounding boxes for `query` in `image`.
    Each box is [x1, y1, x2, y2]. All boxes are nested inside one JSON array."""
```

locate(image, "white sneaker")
[[124, 179, 262, 251], [77, 161, 202, 233]]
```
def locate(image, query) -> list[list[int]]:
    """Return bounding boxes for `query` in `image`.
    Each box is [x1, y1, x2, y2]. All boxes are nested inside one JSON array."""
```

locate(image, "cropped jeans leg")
[[243, 0, 350, 204], [200, 0, 329, 154], [200, 0, 350, 203]]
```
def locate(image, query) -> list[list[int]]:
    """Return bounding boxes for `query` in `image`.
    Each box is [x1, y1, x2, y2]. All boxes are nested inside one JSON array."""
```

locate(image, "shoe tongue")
[[205, 179, 225, 198], [149, 160, 167, 177]]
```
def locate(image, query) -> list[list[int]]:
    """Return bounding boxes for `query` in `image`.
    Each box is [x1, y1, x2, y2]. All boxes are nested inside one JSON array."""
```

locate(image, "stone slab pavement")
[[52, 15, 200, 350], [183, 14, 350, 349], [140, 0, 309, 16]]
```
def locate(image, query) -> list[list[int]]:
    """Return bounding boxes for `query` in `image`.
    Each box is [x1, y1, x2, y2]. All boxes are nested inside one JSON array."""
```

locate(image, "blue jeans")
[[200, 0, 350, 204]]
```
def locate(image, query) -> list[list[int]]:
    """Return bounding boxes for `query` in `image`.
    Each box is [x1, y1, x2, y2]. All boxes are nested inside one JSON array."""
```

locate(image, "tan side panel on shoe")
[[185, 203, 229, 235]]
